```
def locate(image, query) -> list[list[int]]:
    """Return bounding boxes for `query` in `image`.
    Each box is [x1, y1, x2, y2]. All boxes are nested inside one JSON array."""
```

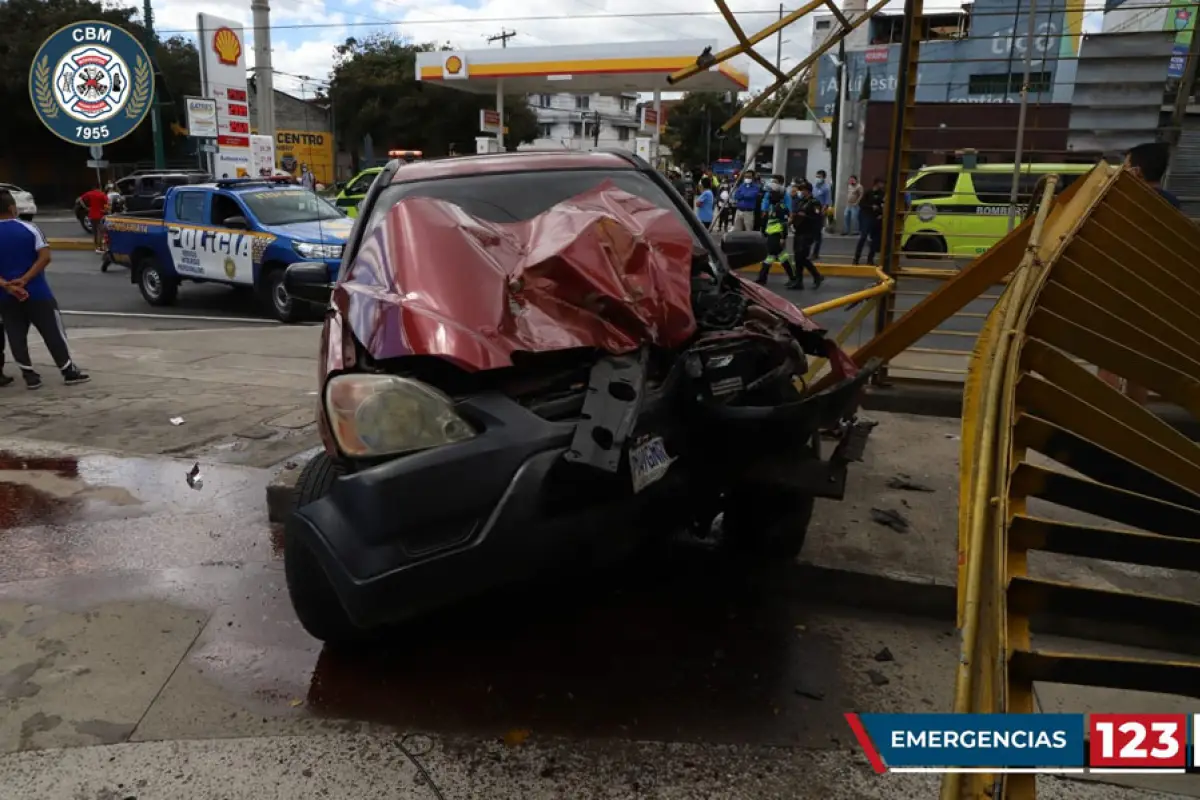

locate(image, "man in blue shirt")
[[810, 170, 832, 260], [732, 170, 760, 231], [695, 177, 715, 226], [0, 190, 89, 389]]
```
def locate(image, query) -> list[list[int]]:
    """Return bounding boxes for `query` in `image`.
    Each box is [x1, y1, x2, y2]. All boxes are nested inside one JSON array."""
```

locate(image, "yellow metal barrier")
[[942, 163, 1200, 800]]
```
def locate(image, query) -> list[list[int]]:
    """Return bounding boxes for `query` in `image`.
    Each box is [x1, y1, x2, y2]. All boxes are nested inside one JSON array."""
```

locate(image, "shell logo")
[[444, 55, 463, 75], [213, 27, 242, 67]]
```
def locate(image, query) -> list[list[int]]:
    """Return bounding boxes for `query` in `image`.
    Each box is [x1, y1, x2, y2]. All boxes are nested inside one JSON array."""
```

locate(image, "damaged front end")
[[286, 172, 877, 639]]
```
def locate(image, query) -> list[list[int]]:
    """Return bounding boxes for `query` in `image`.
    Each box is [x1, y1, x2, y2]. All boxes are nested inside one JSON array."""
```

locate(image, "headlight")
[[294, 241, 344, 260], [324, 374, 476, 457]]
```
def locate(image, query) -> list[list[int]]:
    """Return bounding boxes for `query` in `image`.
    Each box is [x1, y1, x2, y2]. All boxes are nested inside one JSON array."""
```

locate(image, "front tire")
[[79, 215, 94, 235], [721, 486, 816, 560], [261, 267, 301, 323], [284, 453, 366, 646], [137, 256, 178, 306]]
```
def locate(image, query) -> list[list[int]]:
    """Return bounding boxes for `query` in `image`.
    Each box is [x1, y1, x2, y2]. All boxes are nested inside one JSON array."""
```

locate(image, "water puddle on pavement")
[[0, 452, 142, 529]]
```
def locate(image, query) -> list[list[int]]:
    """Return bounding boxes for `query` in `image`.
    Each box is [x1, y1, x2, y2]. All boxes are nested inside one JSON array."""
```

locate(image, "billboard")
[[197, 14, 250, 178], [811, 0, 1082, 121], [1165, 0, 1197, 77], [274, 129, 335, 185]]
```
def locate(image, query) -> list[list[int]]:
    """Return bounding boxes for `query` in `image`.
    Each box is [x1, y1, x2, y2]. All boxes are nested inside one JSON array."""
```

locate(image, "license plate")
[[629, 436, 673, 494]]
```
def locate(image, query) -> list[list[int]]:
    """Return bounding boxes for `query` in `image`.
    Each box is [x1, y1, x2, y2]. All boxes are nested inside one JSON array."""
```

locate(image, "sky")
[[117, 0, 1108, 98]]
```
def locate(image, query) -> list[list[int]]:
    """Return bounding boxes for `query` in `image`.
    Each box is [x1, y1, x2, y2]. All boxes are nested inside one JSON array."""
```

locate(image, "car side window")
[[211, 193, 244, 226], [175, 191, 206, 224], [117, 178, 135, 195], [347, 173, 375, 195], [907, 171, 958, 202]]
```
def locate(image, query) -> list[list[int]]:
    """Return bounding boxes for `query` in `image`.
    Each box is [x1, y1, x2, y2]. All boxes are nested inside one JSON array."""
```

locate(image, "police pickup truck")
[[105, 177, 352, 322]]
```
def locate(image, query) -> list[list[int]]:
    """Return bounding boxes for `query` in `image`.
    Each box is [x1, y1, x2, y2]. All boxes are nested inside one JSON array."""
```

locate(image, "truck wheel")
[[137, 256, 178, 306], [721, 486, 816, 560], [903, 234, 947, 257], [261, 267, 300, 323], [284, 453, 367, 646], [720, 436, 819, 560]]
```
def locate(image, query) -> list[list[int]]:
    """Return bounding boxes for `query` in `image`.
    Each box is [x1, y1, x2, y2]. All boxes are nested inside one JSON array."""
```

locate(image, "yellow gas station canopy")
[[415, 40, 750, 94]]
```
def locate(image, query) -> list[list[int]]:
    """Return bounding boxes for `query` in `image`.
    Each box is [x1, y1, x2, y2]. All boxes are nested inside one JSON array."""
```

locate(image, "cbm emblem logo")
[[29, 21, 154, 146]]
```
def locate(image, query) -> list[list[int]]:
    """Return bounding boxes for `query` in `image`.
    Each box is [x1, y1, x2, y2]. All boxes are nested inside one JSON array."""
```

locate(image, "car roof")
[[387, 150, 637, 185], [916, 163, 1094, 173]]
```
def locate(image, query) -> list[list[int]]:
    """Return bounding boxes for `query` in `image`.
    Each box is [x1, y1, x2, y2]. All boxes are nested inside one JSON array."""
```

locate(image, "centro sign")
[[277, 131, 325, 146], [992, 22, 1058, 55]]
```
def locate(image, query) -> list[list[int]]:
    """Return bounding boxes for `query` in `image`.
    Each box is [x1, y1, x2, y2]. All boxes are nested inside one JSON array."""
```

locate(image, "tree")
[[327, 34, 536, 160], [661, 92, 746, 169], [754, 80, 811, 120]]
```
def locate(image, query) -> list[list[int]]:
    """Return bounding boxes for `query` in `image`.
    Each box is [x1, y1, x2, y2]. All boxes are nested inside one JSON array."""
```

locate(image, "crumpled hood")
[[334, 182, 700, 371]]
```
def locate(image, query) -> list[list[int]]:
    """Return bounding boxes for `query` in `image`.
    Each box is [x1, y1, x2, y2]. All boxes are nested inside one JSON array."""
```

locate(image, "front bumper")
[[289, 357, 878, 631], [287, 391, 662, 629]]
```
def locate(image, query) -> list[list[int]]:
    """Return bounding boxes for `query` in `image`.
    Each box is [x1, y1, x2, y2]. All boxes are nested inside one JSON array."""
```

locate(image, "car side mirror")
[[335, 182, 347, 192], [720, 231, 768, 270], [284, 261, 333, 306], [222, 215, 249, 229]]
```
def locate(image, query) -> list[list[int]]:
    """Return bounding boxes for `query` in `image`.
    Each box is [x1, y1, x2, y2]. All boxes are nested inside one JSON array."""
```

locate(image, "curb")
[[789, 562, 956, 621], [49, 238, 96, 251], [266, 461, 302, 523]]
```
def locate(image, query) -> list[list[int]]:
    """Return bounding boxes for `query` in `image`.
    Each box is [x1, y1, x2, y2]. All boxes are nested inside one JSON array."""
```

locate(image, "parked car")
[[281, 149, 878, 645], [0, 183, 38, 221], [105, 176, 352, 321]]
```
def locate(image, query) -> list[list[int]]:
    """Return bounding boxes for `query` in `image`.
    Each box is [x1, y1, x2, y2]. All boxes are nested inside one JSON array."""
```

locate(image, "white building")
[[740, 118, 833, 183], [1101, 0, 1169, 33], [524, 92, 641, 151]]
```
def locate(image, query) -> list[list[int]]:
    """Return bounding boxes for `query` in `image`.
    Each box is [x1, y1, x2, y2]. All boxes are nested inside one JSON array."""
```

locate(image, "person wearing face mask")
[[789, 181, 824, 290], [810, 170, 831, 260], [732, 170, 760, 231], [756, 185, 796, 285], [844, 175, 863, 235]]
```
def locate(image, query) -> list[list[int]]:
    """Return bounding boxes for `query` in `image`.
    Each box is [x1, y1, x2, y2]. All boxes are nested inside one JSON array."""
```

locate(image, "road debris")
[[873, 647, 895, 663], [886, 473, 935, 492], [866, 669, 890, 686], [185, 462, 204, 490], [503, 728, 532, 747], [169, 417, 185, 426], [869, 507, 909, 533]]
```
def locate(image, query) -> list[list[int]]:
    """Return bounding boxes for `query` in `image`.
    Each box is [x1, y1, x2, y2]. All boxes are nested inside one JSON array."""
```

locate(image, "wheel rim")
[[273, 280, 291, 315], [143, 268, 162, 299]]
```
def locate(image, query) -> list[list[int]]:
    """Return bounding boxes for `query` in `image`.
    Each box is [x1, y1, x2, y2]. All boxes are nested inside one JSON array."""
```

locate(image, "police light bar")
[[388, 150, 423, 160], [214, 176, 296, 189]]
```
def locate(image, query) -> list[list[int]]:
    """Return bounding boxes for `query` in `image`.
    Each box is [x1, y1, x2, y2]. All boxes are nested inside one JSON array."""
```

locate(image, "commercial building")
[[525, 92, 641, 151]]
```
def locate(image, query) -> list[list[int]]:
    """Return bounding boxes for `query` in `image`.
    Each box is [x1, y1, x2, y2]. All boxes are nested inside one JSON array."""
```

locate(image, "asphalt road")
[[40, 224, 990, 358]]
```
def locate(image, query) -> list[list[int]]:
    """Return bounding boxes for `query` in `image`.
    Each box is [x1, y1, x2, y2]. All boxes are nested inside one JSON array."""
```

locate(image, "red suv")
[[282, 150, 877, 645]]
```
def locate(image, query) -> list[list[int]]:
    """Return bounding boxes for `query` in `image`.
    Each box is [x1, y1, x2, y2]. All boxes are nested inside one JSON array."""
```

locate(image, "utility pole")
[[593, 110, 601, 148], [487, 29, 517, 47], [776, 4, 784, 72], [142, 0, 166, 169], [251, 0, 276, 140]]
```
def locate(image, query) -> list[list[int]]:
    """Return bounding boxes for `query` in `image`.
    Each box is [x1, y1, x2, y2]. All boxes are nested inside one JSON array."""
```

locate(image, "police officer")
[[789, 181, 824, 290], [756, 185, 795, 285], [855, 177, 886, 266]]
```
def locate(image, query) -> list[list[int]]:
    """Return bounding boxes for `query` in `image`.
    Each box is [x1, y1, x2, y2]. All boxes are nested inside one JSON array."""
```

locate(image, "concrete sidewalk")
[[0, 325, 321, 468]]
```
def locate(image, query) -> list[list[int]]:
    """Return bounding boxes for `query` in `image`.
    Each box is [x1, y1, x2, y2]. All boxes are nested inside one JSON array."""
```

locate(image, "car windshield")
[[0, 183, 24, 193], [242, 188, 344, 225], [365, 169, 703, 247]]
